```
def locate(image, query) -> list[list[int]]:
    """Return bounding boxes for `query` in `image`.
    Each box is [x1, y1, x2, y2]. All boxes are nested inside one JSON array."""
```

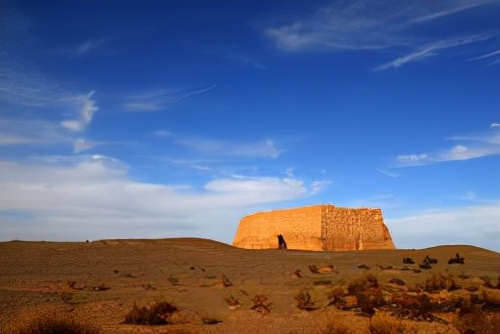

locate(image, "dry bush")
[[480, 276, 500, 289], [327, 285, 345, 306], [470, 290, 500, 311], [347, 274, 379, 295], [454, 310, 500, 334], [295, 289, 318, 311], [123, 300, 177, 325], [369, 312, 403, 334], [17, 317, 99, 334], [313, 279, 333, 286], [250, 294, 272, 314], [388, 278, 405, 286], [388, 292, 434, 320], [201, 317, 222, 325], [220, 274, 233, 287], [320, 321, 352, 334], [356, 288, 385, 315], [422, 273, 458, 292], [224, 295, 241, 310]]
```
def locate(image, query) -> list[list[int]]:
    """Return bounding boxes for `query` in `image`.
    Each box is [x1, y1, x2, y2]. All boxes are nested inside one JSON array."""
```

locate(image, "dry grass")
[[369, 312, 404, 334]]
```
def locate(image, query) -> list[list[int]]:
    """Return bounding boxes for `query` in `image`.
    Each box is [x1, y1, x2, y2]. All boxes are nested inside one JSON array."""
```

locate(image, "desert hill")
[[1, 238, 499, 333]]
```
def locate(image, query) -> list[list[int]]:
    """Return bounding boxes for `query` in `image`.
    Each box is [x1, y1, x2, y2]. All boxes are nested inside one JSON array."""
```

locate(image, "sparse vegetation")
[[18, 317, 99, 334], [2, 239, 499, 334], [224, 295, 241, 310], [321, 321, 352, 334], [326, 285, 345, 306], [201, 317, 222, 325], [421, 273, 458, 292], [369, 312, 403, 334], [123, 301, 178, 325], [347, 274, 379, 295], [250, 294, 272, 314], [295, 289, 318, 311]]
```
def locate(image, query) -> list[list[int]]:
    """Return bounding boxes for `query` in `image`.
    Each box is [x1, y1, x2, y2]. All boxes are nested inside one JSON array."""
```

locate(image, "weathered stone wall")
[[232, 205, 323, 250], [321, 206, 394, 251], [232, 204, 395, 251]]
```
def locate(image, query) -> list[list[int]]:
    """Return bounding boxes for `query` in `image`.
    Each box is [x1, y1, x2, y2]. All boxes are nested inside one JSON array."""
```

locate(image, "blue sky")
[[1, 0, 499, 251]]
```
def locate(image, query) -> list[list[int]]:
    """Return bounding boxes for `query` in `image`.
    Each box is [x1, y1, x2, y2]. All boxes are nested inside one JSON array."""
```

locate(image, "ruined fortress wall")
[[232, 205, 323, 250], [232, 204, 395, 251], [321, 206, 395, 251]]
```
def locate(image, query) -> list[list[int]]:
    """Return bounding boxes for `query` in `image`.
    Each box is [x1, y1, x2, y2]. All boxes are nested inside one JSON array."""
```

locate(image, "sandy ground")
[[1, 238, 499, 333]]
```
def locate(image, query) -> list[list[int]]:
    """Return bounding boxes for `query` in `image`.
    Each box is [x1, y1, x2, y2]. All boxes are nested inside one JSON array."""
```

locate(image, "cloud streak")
[[176, 137, 283, 159], [264, 1, 498, 69], [374, 32, 496, 71], [123, 84, 217, 112], [395, 128, 500, 167]]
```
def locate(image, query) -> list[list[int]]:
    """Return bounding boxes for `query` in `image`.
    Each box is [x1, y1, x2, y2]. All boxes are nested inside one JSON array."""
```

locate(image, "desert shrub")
[[201, 317, 222, 325], [356, 288, 385, 314], [313, 279, 332, 286], [250, 294, 272, 314], [308, 264, 320, 274], [470, 290, 500, 311], [422, 273, 458, 292], [454, 309, 500, 334], [479, 276, 500, 289], [347, 274, 379, 295], [369, 312, 403, 334], [220, 274, 233, 287], [168, 275, 179, 284], [388, 278, 405, 286], [321, 321, 352, 334], [123, 301, 177, 325], [295, 289, 317, 311], [389, 292, 435, 320], [224, 295, 241, 310], [19, 317, 99, 334], [327, 285, 345, 306]]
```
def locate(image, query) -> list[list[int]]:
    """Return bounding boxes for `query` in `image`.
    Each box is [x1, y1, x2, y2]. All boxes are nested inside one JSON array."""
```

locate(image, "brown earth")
[[1, 238, 499, 334]]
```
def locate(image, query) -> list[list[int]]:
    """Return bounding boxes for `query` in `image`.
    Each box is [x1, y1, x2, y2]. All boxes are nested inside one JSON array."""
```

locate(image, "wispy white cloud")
[[0, 62, 99, 148], [377, 169, 400, 178], [73, 138, 96, 153], [387, 203, 500, 251], [176, 137, 283, 159], [152, 130, 171, 138], [408, 1, 493, 24], [0, 156, 319, 242], [395, 127, 500, 167], [51, 38, 106, 57], [74, 39, 106, 56], [61, 91, 99, 132], [264, 1, 497, 69], [374, 32, 496, 71], [223, 53, 266, 69], [470, 49, 500, 66], [0, 118, 67, 146], [123, 84, 217, 112]]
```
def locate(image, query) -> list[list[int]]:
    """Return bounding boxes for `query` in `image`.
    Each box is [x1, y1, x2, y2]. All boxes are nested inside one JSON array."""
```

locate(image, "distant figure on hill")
[[423, 255, 438, 264], [448, 253, 465, 264], [277, 234, 287, 250]]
